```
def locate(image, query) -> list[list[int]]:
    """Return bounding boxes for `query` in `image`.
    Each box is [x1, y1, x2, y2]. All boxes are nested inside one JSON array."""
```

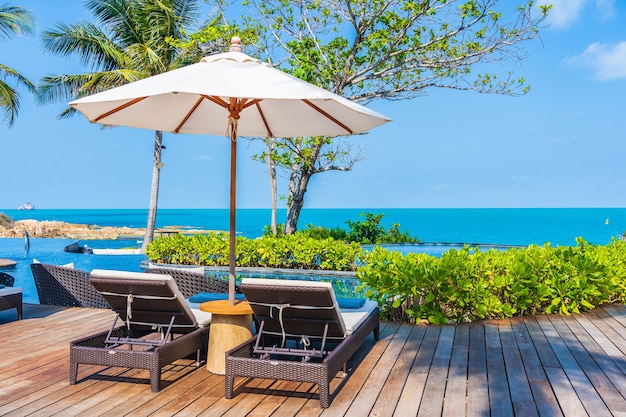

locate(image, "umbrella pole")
[[229, 123, 237, 306]]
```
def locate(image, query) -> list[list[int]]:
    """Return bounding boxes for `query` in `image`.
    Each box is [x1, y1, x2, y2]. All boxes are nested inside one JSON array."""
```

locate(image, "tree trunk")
[[285, 186, 306, 234], [266, 138, 277, 235], [284, 143, 321, 235], [140, 130, 163, 253]]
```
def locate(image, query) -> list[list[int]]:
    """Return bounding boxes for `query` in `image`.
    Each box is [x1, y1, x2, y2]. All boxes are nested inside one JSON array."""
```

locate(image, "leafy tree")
[[188, 0, 550, 233], [38, 0, 201, 252], [0, 2, 35, 127]]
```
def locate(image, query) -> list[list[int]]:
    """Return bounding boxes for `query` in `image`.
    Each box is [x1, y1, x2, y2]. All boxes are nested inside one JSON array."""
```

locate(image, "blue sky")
[[1, 0, 625, 210]]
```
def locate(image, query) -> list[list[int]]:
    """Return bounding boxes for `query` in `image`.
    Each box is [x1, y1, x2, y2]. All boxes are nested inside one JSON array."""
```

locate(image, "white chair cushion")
[[341, 300, 378, 335]]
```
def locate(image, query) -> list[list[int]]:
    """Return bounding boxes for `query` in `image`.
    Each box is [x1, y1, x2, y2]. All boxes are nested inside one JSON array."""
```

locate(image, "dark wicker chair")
[[0, 272, 15, 287], [70, 269, 210, 392], [0, 272, 21, 320], [30, 263, 109, 309], [225, 278, 379, 408], [145, 267, 239, 298]]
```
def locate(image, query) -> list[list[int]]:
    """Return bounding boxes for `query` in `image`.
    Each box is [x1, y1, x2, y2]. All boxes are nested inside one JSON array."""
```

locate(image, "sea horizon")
[[2, 207, 624, 247]]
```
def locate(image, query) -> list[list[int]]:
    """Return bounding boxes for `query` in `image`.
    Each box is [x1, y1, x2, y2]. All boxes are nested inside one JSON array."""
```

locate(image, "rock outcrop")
[[0, 220, 145, 239]]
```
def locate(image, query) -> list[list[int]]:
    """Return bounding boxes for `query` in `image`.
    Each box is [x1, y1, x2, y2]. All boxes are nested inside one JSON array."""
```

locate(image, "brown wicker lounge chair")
[[69, 269, 211, 392], [30, 263, 109, 309], [225, 278, 379, 408]]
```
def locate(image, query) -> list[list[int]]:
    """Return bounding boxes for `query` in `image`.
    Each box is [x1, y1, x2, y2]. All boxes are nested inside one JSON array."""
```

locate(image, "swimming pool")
[[0, 238, 516, 304], [0, 238, 146, 303]]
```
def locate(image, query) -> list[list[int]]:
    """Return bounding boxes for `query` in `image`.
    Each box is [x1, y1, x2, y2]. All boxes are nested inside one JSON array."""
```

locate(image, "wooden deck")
[[1, 304, 626, 416]]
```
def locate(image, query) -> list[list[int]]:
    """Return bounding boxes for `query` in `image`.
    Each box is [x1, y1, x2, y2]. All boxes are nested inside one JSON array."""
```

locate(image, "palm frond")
[[0, 63, 36, 92], [0, 79, 19, 127], [38, 69, 145, 106], [42, 22, 128, 71], [0, 4, 35, 41]]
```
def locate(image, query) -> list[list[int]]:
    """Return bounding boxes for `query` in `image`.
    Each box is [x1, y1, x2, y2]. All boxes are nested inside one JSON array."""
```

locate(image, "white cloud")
[[596, 0, 617, 19], [565, 42, 626, 80], [539, 0, 587, 28], [434, 183, 447, 191], [538, 0, 615, 28]]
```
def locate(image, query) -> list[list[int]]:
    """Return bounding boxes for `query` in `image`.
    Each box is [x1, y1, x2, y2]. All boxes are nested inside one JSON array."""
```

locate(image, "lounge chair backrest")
[[240, 278, 347, 339], [90, 269, 199, 332], [30, 263, 109, 309], [146, 268, 234, 298]]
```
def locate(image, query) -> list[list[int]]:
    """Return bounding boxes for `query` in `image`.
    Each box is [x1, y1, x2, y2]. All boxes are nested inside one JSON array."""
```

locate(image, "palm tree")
[[0, 2, 35, 127], [38, 0, 200, 252]]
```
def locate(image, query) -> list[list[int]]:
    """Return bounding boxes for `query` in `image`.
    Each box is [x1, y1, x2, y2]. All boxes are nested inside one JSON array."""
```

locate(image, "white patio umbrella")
[[70, 37, 391, 305]]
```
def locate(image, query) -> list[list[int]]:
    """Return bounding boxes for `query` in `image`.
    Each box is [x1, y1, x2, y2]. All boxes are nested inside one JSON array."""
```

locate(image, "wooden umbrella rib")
[[302, 99, 353, 135], [94, 96, 148, 122], [204, 95, 229, 108], [254, 101, 273, 137], [174, 96, 204, 133]]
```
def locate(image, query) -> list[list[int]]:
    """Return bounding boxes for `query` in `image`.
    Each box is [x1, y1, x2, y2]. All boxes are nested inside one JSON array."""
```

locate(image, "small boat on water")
[[18, 202, 35, 210], [64, 241, 93, 254]]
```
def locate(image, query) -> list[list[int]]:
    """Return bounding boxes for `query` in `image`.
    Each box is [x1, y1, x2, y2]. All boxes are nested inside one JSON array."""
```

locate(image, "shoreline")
[[0, 219, 211, 240]]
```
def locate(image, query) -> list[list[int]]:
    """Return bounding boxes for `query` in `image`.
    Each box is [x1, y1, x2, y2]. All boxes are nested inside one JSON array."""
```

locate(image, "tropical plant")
[[38, 0, 203, 252], [295, 212, 418, 243], [357, 238, 626, 324], [0, 2, 35, 127]]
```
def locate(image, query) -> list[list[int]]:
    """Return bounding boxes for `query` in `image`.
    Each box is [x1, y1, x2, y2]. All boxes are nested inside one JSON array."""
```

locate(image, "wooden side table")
[[199, 299, 253, 375]]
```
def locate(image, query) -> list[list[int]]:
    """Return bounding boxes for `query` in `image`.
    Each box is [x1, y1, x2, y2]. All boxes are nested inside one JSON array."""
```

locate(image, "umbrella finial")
[[229, 36, 242, 53]]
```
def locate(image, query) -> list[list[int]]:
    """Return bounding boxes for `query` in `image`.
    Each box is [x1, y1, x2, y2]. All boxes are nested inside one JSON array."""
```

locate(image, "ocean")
[[1, 208, 624, 303]]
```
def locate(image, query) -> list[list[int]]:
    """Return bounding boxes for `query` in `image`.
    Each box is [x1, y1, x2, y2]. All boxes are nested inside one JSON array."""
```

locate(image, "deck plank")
[[536, 314, 612, 417], [466, 322, 489, 417], [343, 323, 412, 416], [485, 320, 514, 417], [359, 324, 425, 417], [393, 325, 441, 417], [499, 319, 539, 417], [511, 318, 563, 417], [441, 324, 469, 417], [418, 325, 455, 417], [3, 304, 626, 416]]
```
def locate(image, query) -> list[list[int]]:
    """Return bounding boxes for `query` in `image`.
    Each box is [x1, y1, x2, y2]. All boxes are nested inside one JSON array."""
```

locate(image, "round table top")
[[199, 299, 253, 315], [0, 259, 17, 268]]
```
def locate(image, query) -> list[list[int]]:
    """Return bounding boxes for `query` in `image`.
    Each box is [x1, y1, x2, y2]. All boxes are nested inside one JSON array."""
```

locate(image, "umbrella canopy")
[[70, 38, 391, 304]]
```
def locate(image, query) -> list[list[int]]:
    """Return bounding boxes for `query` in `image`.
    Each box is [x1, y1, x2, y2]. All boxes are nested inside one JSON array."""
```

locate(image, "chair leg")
[[319, 381, 330, 408], [150, 369, 161, 392], [70, 362, 78, 385], [225, 375, 235, 399]]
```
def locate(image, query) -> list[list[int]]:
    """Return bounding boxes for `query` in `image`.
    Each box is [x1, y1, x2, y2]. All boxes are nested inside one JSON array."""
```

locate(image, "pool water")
[[0, 239, 509, 304], [0, 238, 146, 304]]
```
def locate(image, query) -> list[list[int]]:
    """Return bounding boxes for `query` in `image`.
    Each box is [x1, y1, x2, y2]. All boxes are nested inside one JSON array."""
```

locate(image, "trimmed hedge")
[[145, 232, 364, 271]]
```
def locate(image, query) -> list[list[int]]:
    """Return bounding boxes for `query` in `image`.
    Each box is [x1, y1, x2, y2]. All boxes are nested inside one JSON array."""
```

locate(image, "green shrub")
[[146, 232, 365, 271], [284, 212, 419, 244], [357, 238, 626, 324]]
